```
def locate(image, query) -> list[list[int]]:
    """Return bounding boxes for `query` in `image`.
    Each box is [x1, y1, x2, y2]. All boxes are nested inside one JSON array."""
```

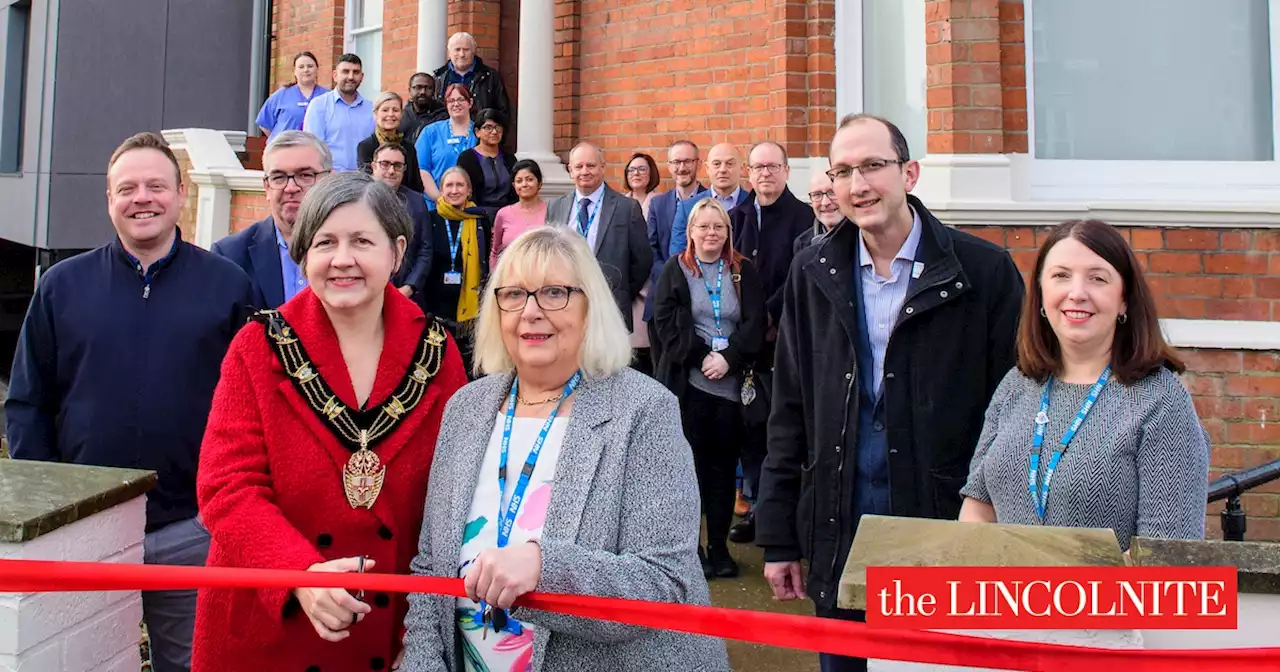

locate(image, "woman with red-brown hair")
[[653, 197, 766, 578], [959, 219, 1209, 551]]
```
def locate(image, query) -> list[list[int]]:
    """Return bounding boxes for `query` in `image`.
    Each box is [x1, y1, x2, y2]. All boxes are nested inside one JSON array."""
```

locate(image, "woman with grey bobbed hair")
[[192, 171, 468, 670], [401, 227, 729, 672]]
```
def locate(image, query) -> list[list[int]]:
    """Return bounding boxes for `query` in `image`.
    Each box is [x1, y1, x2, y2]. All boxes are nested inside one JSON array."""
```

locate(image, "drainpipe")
[[247, 0, 271, 135]]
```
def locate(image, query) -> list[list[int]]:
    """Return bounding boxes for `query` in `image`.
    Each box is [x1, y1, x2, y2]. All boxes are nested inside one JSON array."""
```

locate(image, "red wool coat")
[[191, 286, 467, 672]]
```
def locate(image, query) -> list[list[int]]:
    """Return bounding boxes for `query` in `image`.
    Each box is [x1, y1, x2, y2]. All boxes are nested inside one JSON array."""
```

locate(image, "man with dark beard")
[[399, 72, 446, 144]]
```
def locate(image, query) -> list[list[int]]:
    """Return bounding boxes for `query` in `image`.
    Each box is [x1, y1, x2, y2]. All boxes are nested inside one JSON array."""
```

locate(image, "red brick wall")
[[230, 192, 272, 234], [449, 0, 503, 61], [382, 0, 421, 93], [998, 0, 1027, 153], [270, 0, 346, 91], [925, 0, 1003, 154], [1182, 348, 1280, 542], [554, 0, 834, 188], [959, 226, 1280, 321]]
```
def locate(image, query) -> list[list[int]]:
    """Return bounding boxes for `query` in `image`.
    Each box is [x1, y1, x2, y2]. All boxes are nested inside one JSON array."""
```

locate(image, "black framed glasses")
[[808, 190, 837, 203], [373, 160, 406, 173], [826, 159, 905, 182], [264, 170, 330, 189], [494, 285, 583, 312]]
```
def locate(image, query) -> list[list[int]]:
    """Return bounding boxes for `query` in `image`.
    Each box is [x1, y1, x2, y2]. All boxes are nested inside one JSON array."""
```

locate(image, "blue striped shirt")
[[858, 206, 923, 397]]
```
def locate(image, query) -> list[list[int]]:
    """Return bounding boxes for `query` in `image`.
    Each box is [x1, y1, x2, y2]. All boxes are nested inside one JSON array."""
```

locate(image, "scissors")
[[351, 555, 367, 627]]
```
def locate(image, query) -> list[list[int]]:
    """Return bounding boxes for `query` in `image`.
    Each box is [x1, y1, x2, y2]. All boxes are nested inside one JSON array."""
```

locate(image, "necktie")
[[577, 197, 592, 236]]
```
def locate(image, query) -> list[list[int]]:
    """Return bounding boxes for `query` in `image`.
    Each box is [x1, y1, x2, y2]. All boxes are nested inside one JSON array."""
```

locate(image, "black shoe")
[[698, 546, 713, 579], [728, 513, 756, 544], [707, 545, 739, 578]]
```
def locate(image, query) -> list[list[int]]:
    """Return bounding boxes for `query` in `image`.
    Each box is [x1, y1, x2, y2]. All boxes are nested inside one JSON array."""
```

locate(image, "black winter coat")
[[754, 196, 1025, 610]]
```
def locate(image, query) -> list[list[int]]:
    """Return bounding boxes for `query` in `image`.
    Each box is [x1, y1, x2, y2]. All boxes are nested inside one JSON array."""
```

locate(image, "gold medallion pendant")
[[344, 431, 386, 509], [252, 309, 448, 510]]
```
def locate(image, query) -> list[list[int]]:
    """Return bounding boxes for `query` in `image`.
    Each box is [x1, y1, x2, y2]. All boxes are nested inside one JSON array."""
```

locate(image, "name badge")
[[447, 137, 462, 145], [711, 336, 729, 352], [297, 101, 309, 106], [443, 271, 462, 286], [911, 261, 925, 279]]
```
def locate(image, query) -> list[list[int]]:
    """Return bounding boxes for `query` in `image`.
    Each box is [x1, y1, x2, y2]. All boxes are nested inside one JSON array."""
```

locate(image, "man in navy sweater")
[[4, 132, 253, 672]]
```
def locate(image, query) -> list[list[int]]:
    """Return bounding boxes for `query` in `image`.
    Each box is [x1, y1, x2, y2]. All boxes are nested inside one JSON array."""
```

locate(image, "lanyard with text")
[[1028, 365, 1111, 520], [576, 196, 601, 236], [478, 370, 583, 635], [700, 260, 728, 352], [497, 370, 583, 547]]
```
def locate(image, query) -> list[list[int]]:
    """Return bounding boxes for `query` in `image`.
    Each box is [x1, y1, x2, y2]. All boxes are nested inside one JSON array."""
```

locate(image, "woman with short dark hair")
[[959, 219, 1210, 551], [457, 107, 517, 224]]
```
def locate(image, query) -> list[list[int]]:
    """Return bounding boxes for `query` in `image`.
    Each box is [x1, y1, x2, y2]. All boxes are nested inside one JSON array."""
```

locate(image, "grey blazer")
[[400, 368, 729, 672], [546, 185, 653, 331]]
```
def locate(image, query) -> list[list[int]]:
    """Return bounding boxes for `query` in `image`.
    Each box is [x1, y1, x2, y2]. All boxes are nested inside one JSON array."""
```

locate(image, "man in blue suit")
[[668, 142, 751, 257], [644, 140, 706, 343], [212, 130, 332, 309], [369, 142, 433, 308]]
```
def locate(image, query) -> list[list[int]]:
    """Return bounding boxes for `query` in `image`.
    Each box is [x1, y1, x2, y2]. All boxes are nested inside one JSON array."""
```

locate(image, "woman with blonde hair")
[[653, 197, 767, 579], [402, 226, 729, 671], [357, 91, 425, 193]]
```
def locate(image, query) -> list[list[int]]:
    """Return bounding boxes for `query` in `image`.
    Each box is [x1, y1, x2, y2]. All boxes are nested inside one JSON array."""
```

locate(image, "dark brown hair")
[[1018, 219, 1183, 385], [625, 152, 660, 193], [106, 132, 182, 186]]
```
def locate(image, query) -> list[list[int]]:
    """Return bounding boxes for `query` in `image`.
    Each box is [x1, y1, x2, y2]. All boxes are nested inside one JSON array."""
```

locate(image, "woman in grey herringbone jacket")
[[399, 226, 729, 672]]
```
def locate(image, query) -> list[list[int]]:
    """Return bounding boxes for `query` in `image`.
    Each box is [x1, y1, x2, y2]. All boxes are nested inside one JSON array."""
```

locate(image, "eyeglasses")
[[373, 160, 406, 173], [264, 170, 330, 189], [478, 124, 502, 133], [808, 190, 837, 203], [667, 159, 698, 168], [494, 285, 583, 312], [691, 224, 728, 233], [626, 166, 650, 174], [826, 159, 905, 183], [446, 97, 470, 105], [749, 163, 785, 175]]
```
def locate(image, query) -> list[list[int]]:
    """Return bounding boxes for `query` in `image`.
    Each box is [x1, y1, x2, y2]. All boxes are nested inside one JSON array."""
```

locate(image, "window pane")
[[0, 2, 29, 173], [359, 0, 383, 29], [353, 29, 381, 101], [862, 0, 928, 159], [1032, 0, 1273, 161]]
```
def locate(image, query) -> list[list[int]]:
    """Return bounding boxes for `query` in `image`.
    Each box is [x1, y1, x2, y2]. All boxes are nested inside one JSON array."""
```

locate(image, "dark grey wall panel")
[[50, 0, 168, 176], [163, 0, 254, 129], [45, 0, 255, 249], [46, 173, 111, 250]]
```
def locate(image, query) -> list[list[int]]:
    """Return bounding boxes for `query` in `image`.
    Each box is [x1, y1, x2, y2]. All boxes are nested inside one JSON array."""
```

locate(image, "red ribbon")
[[1, 559, 1277, 672]]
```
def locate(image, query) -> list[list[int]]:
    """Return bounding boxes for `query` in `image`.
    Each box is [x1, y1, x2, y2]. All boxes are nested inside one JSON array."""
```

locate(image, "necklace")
[[517, 391, 563, 406]]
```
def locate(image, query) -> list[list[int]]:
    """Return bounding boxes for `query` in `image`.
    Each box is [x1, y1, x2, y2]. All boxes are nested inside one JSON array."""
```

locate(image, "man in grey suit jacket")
[[547, 142, 653, 331]]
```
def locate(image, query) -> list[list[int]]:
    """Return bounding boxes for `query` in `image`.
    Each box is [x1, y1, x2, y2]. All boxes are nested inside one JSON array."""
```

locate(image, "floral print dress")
[[456, 415, 568, 672]]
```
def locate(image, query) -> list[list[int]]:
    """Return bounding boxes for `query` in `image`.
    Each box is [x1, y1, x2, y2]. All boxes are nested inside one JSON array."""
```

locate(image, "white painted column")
[[515, 0, 573, 196], [416, 0, 448, 74]]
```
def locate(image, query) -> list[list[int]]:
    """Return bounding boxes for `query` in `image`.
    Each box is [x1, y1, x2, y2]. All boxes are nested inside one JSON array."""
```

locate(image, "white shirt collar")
[[574, 182, 607, 204], [858, 205, 923, 269]]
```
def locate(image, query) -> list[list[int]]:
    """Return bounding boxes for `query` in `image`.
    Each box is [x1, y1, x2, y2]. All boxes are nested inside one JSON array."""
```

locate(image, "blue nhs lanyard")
[[574, 195, 601, 236], [1028, 366, 1111, 520], [496, 371, 582, 548], [699, 259, 725, 335], [446, 220, 462, 272]]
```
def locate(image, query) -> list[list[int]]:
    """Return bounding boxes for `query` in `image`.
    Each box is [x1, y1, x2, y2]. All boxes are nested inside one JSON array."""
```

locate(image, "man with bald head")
[[795, 165, 846, 253], [668, 142, 751, 257], [547, 142, 652, 331]]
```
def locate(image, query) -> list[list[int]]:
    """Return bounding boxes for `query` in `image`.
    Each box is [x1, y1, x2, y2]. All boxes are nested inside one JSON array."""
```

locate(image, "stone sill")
[[0, 461, 156, 543]]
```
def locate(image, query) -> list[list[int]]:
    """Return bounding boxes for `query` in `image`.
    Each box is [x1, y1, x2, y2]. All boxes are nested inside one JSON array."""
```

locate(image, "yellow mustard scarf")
[[374, 126, 404, 148], [436, 198, 483, 323]]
